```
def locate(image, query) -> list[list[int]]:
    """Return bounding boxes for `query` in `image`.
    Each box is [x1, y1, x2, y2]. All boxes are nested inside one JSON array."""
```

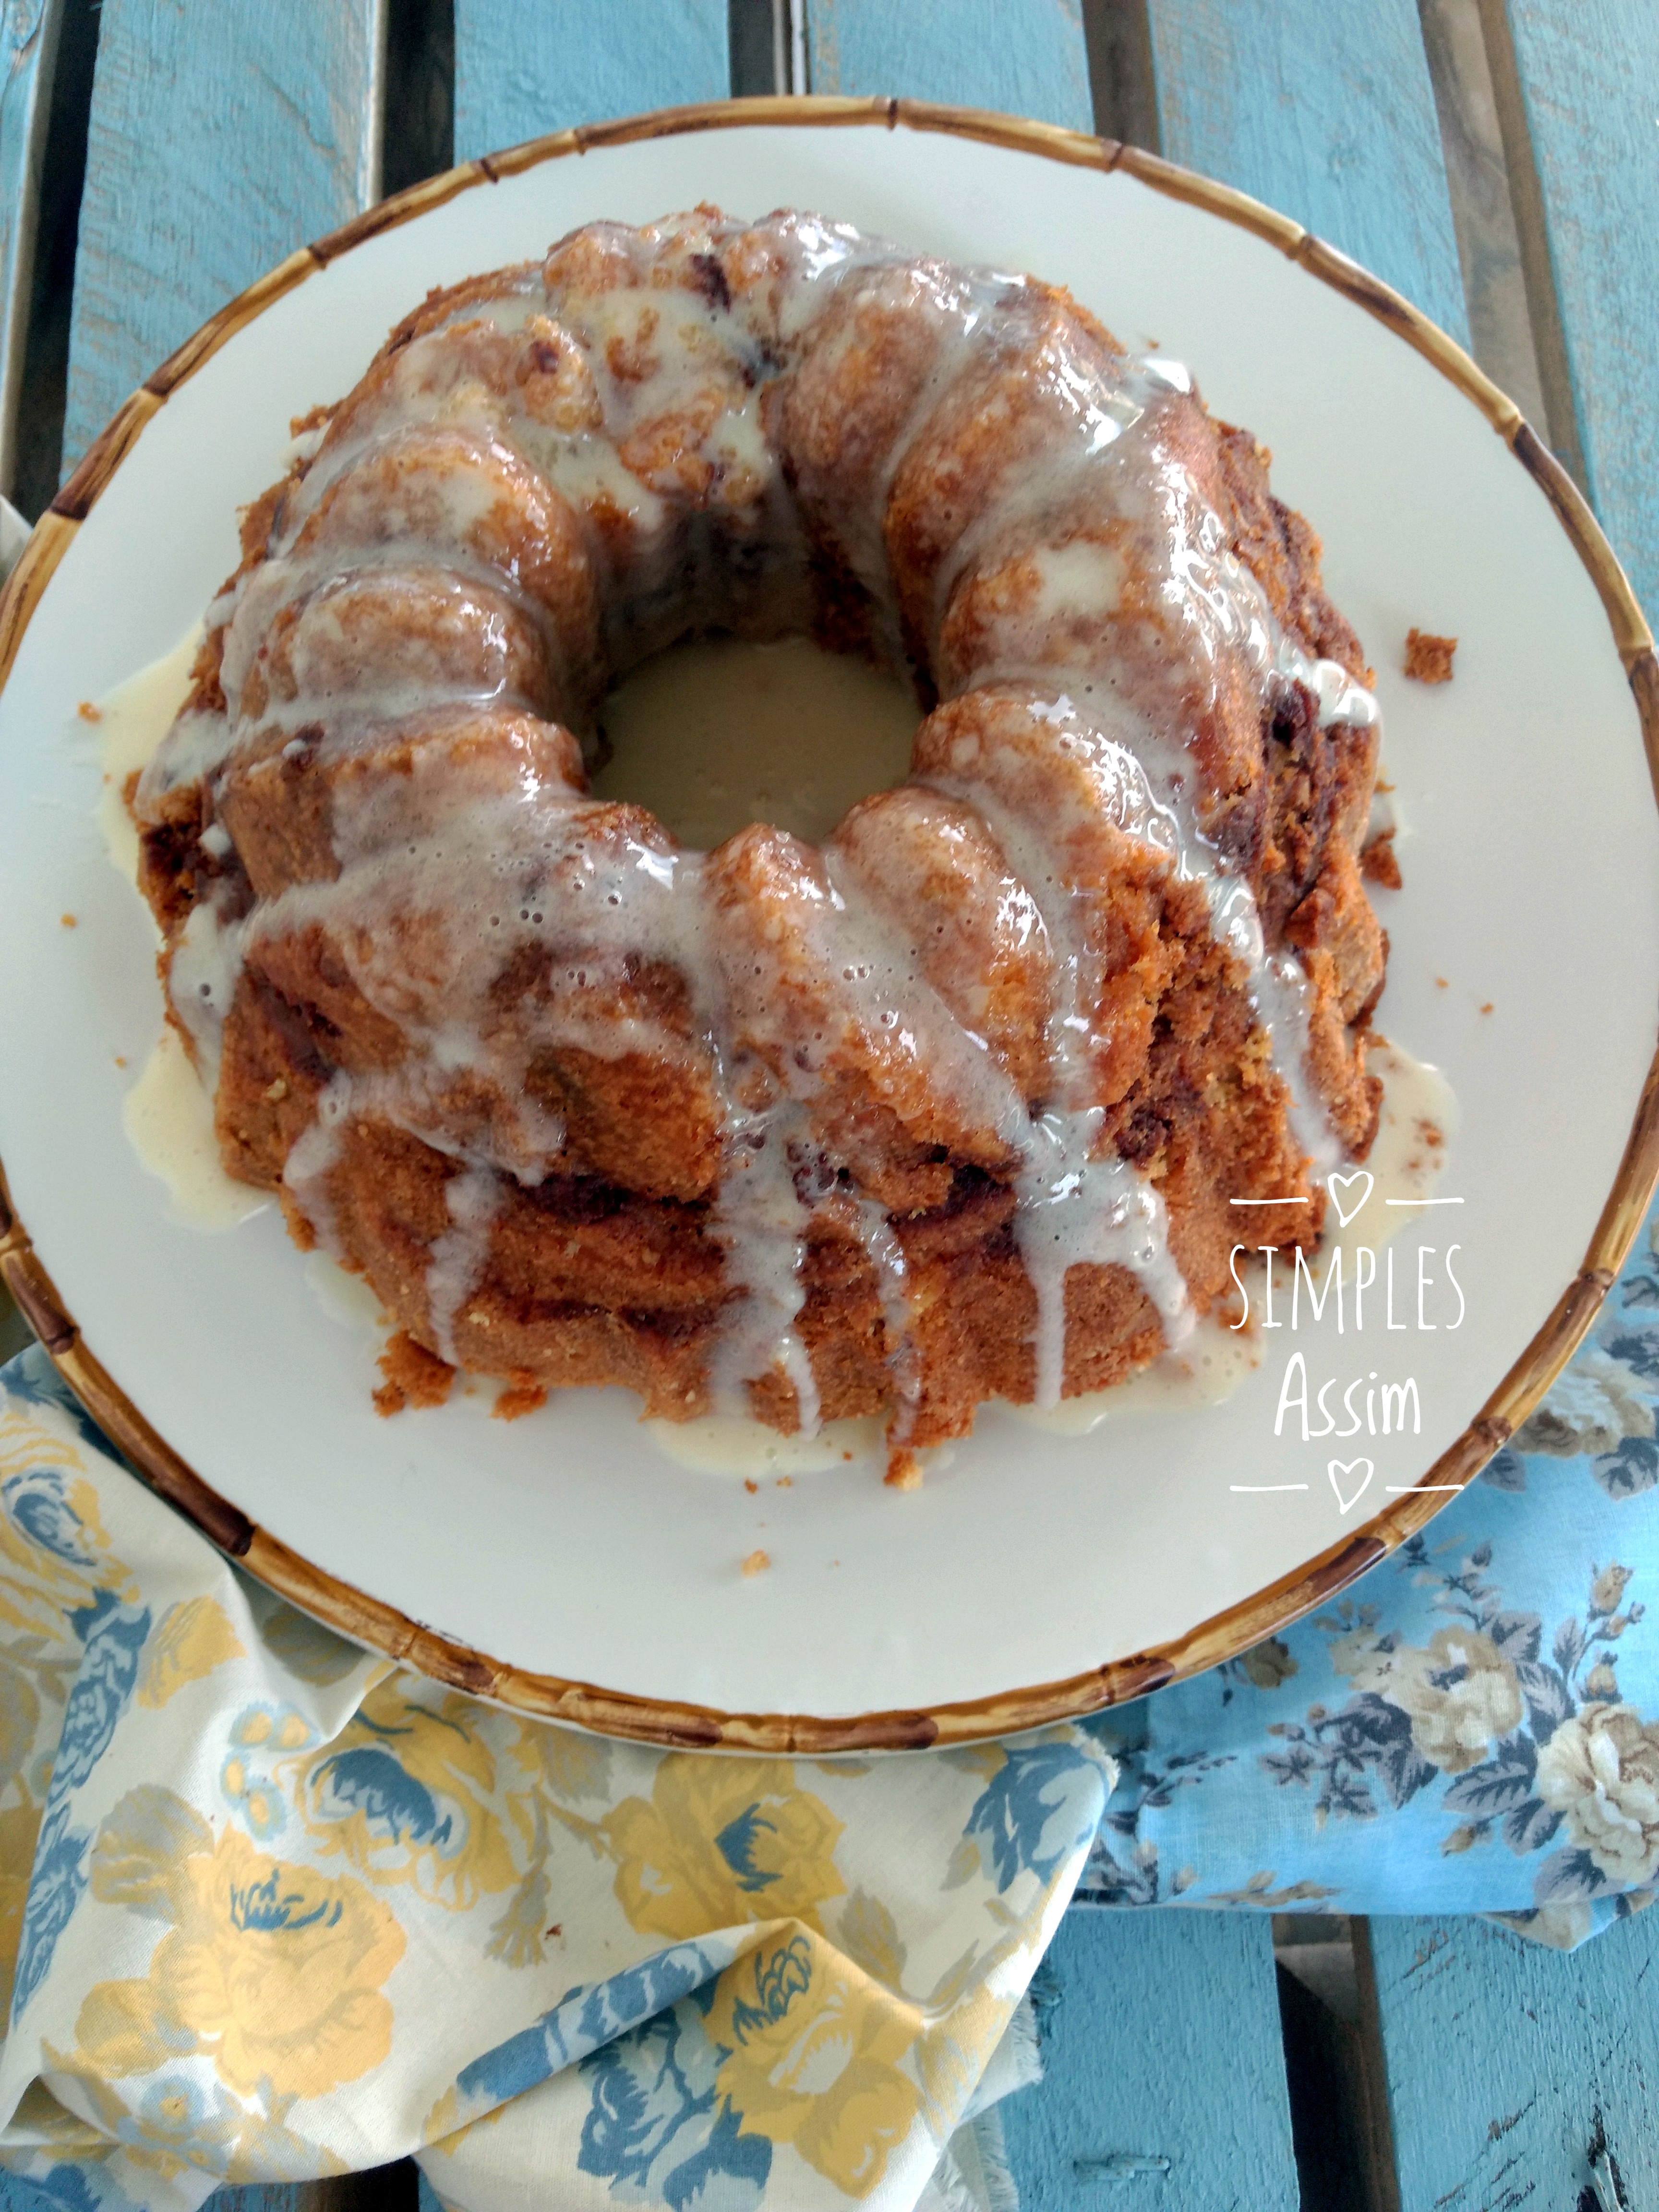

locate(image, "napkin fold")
[[0, 1346, 1109, 2212]]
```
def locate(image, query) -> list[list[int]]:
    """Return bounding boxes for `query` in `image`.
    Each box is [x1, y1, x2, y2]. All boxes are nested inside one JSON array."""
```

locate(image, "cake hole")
[[590, 635, 920, 850]]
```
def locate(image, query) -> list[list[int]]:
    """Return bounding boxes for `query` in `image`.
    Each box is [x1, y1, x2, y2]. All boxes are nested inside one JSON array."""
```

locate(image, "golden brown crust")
[[135, 211, 1389, 1463]]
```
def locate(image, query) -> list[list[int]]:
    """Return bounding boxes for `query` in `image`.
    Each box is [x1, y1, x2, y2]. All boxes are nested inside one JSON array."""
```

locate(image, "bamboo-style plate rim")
[[2, 95, 1657, 1752]]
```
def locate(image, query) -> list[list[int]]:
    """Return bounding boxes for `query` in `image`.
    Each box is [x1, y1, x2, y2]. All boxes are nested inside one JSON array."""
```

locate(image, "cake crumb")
[[113, 1054, 127, 1068], [60, 913, 76, 928], [373, 1329, 455, 1415], [1479, 1001, 1494, 1014], [1360, 832, 1402, 889], [741, 1548, 770, 1577], [885, 1448, 924, 1491], [493, 1382, 547, 1421], [744, 1478, 758, 1494], [76, 700, 101, 722], [1435, 976, 1449, 989], [775, 1475, 792, 1488], [1404, 627, 1457, 683]]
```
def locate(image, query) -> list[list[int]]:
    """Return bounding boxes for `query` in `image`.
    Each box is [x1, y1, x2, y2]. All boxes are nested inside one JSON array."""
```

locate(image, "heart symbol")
[[1329, 1458, 1375, 1515], [1327, 1171, 1374, 1229]]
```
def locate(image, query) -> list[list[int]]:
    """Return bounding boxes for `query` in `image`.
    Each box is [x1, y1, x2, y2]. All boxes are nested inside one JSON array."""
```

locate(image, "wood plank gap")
[[365, 0, 388, 204], [1473, 0, 1588, 491], [10, 0, 96, 519], [382, 0, 454, 195], [1274, 1931, 1398, 2212], [1348, 1922, 1406, 2212], [1416, 0, 1548, 429], [729, 0, 782, 96], [0, 0, 67, 501], [1079, 0, 1158, 150]]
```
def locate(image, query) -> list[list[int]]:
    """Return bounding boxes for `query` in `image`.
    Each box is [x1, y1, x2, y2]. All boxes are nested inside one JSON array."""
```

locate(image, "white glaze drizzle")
[[137, 205, 1383, 1433], [705, 1100, 821, 1432], [426, 1166, 505, 1365]]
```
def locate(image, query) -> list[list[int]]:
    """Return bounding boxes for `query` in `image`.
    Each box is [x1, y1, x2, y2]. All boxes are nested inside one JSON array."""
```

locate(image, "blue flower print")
[[2, 1466, 98, 1570], [457, 1941, 727, 2109], [960, 1740, 1112, 1893], [311, 1744, 454, 1851], [53, 1588, 151, 1795], [9, 1579, 151, 2013], [715, 1805, 782, 1894], [220, 1749, 286, 1842], [93, 2074, 239, 2176], [12, 1803, 90, 2018], [578, 2004, 771, 2208], [8, 2162, 105, 2212], [1, 1345, 110, 1452]]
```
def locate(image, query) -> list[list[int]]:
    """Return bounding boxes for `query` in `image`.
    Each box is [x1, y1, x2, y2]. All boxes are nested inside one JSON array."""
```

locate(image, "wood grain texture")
[[1490, 0, 1659, 629], [0, 0, 64, 493], [1364, 1910, 1659, 2208], [1000, 1907, 1299, 2208], [1418, 0, 1547, 428], [804, 0, 1094, 130], [1145, 0, 1471, 342], [60, 0, 385, 478], [452, 0, 729, 162]]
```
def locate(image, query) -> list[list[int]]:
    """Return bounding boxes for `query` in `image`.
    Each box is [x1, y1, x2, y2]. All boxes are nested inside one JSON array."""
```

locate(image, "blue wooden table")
[[1, 2, 1657, 2206]]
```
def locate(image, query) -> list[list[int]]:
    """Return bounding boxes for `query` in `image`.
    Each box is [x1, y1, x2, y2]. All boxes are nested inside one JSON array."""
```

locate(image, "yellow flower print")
[[138, 1599, 245, 1708], [0, 1435, 126, 1646], [74, 1816, 404, 2101], [51, 2067, 240, 2184], [0, 1801, 43, 2016], [603, 1758, 845, 1940], [279, 1681, 518, 1910], [0, 1647, 42, 1789], [706, 1930, 920, 2198]]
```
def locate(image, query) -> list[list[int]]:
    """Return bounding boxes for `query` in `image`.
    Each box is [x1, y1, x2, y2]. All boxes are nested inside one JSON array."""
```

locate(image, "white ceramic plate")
[[2, 110, 1655, 1743]]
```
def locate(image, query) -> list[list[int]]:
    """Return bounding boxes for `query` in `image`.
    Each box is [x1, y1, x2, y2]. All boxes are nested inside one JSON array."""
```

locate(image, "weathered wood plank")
[[802, 0, 1094, 131], [1364, 1910, 1659, 2208], [1487, 0, 1659, 628], [61, 0, 385, 478], [452, 0, 729, 163], [0, 0, 65, 496], [1000, 1907, 1299, 2210], [1144, 0, 1471, 343], [1417, 0, 1548, 431]]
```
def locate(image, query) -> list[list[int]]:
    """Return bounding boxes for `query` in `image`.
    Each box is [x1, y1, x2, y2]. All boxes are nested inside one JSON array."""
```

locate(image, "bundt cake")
[[133, 205, 1388, 1481]]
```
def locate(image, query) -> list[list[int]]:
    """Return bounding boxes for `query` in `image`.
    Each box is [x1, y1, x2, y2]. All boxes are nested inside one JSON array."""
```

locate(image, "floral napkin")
[[0, 1345, 1110, 2212], [1074, 1203, 1659, 1951]]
